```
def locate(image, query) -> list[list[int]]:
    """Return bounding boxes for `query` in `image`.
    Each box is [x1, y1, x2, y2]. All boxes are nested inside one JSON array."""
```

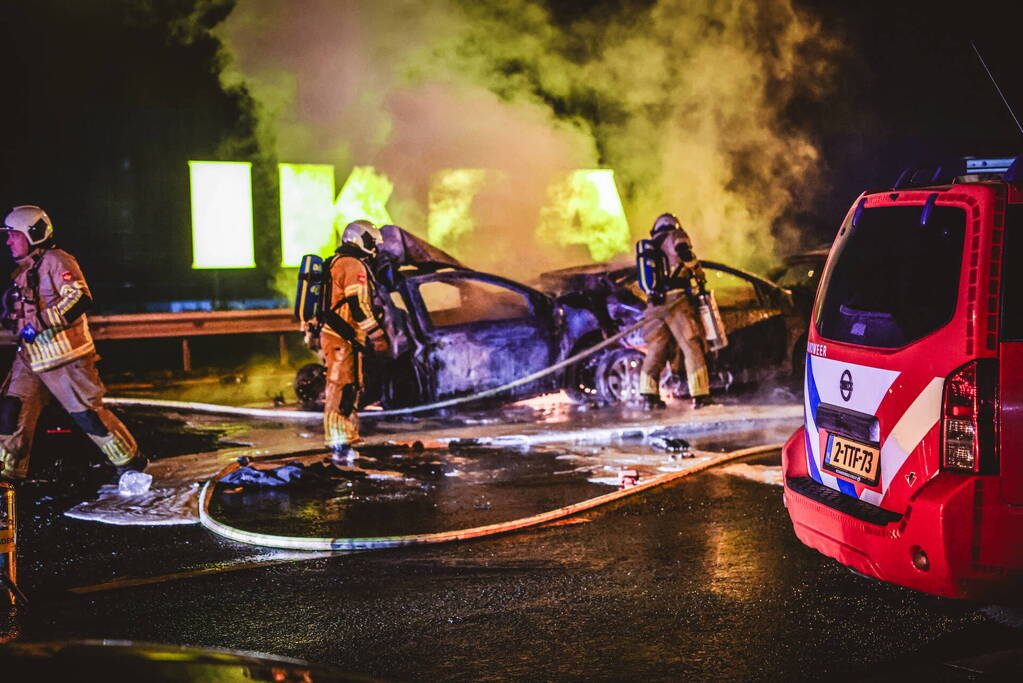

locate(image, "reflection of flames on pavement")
[[716, 463, 783, 486], [509, 391, 576, 424]]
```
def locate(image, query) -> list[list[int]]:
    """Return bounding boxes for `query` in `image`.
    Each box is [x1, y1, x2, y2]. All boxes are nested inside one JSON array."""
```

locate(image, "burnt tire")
[[565, 348, 603, 403], [595, 347, 644, 404], [294, 363, 326, 411]]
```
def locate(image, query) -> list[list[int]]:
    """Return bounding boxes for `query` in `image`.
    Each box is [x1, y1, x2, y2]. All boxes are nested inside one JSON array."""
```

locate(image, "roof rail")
[[893, 155, 1021, 189], [1004, 157, 1022, 182]]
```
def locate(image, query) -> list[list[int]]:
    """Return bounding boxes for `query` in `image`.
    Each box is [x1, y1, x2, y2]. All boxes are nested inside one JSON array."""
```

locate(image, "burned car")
[[539, 258, 808, 401], [295, 226, 609, 410], [294, 227, 807, 410], [767, 246, 829, 318]]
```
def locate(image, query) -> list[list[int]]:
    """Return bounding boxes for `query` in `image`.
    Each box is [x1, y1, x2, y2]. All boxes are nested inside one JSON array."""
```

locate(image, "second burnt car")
[[539, 258, 807, 402], [294, 226, 808, 410]]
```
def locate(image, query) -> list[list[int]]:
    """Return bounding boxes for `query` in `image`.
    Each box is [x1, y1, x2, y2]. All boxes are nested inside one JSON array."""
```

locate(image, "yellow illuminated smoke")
[[188, 161, 255, 269], [278, 164, 393, 266], [539, 170, 630, 262], [201, 0, 835, 277], [335, 166, 393, 235], [427, 169, 488, 251]]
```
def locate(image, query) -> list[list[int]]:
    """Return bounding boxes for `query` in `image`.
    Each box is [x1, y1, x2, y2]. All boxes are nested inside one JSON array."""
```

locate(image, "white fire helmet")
[[651, 213, 682, 236], [3, 205, 54, 246], [340, 219, 382, 257]]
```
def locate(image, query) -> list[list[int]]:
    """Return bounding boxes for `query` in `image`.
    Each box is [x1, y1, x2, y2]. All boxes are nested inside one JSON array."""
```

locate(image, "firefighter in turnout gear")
[[0, 206, 144, 483], [321, 220, 389, 459], [638, 213, 714, 410]]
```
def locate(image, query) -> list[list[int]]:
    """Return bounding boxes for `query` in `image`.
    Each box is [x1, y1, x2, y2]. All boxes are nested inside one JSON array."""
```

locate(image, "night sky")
[[2, 0, 1021, 310]]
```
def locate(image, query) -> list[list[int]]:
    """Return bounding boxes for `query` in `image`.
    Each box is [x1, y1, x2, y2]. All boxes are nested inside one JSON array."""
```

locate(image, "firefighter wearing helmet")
[[638, 213, 714, 409], [321, 219, 389, 459], [0, 205, 144, 483]]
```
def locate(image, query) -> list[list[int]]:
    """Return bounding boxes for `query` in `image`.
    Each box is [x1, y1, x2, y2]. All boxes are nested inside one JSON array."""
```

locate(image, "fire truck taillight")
[[941, 360, 998, 473]]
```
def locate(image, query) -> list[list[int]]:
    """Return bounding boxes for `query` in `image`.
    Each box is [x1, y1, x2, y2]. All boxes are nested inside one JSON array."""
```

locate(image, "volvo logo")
[[839, 369, 853, 402]]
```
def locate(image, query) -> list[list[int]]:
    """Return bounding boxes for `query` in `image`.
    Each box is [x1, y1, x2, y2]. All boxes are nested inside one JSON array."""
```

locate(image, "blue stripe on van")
[[837, 479, 857, 497], [805, 354, 823, 484]]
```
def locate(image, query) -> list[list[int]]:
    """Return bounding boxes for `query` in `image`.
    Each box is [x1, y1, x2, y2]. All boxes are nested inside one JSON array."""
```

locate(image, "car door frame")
[[399, 269, 560, 403]]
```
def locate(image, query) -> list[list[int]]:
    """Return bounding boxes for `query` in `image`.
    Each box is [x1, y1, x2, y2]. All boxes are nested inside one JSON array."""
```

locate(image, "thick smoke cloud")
[[205, 0, 835, 277]]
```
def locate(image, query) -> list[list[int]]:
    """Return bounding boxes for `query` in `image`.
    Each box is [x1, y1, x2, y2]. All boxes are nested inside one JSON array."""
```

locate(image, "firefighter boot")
[[691, 395, 716, 409], [641, 393, 667, 410], [114, 454, 149, 478]]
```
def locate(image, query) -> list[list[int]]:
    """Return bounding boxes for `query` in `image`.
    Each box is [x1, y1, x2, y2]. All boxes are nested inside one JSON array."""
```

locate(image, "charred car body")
[[295, 226, 609, 410], [540, 259, 806, 402], [294, 226, 807, 410]]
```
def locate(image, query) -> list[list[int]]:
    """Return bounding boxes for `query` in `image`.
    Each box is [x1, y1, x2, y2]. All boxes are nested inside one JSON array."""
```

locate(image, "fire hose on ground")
[[107, 294, 768, 554], [197, 443, 782, 552], [106, 295, 688, 420]]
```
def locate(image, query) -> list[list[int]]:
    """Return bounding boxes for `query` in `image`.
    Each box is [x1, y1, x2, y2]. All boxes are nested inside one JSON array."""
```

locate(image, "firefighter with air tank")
[[0, 205, 145, 484], [637, 213, 720, 410], [319, 220, 389, 460]]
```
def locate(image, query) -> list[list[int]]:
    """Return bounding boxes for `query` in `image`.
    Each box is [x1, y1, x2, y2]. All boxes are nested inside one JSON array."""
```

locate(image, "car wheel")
[[565, 349, 603, 403], [595, 347, 644, 404], [294, 363, 326, 411]]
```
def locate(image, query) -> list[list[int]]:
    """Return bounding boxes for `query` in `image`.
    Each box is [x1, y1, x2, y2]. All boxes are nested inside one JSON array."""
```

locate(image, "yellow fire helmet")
[[3, 205, 54, 246]]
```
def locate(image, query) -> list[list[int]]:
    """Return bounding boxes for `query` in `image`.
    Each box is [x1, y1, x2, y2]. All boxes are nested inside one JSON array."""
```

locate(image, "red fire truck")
[[781, 156, 1023, 601]]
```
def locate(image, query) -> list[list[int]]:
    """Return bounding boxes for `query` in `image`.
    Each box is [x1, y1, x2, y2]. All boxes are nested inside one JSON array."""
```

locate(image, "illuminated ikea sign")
[[188, 161, 255, 269], [188, 161, 630, 269]]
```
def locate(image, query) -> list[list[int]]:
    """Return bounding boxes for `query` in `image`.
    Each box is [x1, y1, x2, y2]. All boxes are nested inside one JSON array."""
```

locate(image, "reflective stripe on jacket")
[[12, 248, 95, 372]]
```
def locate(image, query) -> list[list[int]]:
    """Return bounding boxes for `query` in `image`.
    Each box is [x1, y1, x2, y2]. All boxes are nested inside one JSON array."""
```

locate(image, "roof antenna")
[[971, 40, 1023, 137]]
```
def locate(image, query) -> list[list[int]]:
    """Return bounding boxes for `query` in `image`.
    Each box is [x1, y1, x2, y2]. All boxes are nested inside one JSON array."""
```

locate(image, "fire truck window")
[[706, 269, 757, 308], [815, 205, 966, 348], [418, 279, 532, 328], [1001, 206, 1023, 341]]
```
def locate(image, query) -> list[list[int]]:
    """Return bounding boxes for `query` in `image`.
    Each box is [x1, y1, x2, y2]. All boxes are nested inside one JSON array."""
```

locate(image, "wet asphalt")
[[2, 408, 1022, 681]]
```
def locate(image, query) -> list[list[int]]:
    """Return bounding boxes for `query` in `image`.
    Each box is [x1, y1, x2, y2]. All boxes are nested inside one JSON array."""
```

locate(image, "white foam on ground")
[[655, 455, 711, 472], [717, 463, 783, 486], [585, 451, 715, 486], [64, 403, 797, 525], [65, 484, 201, 525]]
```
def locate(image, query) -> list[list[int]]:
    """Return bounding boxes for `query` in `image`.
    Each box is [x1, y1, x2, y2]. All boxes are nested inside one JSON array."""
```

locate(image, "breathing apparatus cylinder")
[[695, 290, 728, 351], [1, 482, 16, 605]]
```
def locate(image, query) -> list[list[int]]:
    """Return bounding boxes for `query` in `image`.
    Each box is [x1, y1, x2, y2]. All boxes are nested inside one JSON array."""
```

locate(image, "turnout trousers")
[[639, 292, 710, 399], [322, 334, 362, 450], [0, 353, 138, 479]]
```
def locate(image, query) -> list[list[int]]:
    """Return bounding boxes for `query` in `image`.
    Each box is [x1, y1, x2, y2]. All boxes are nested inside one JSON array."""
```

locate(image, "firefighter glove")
[[369, 328, 389, 355]]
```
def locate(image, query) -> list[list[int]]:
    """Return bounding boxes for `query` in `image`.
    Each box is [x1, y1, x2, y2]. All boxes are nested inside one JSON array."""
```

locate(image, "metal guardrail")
[[0, 309, 299, 371], [88, 308, 296, 340]]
